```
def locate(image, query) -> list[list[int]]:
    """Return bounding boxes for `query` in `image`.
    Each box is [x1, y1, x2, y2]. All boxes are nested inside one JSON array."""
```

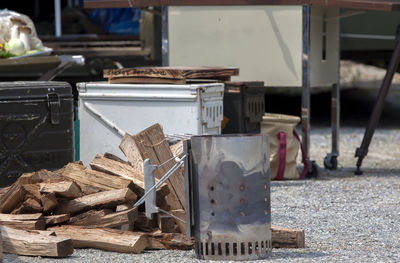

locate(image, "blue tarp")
[[89, 8, 141, 35]]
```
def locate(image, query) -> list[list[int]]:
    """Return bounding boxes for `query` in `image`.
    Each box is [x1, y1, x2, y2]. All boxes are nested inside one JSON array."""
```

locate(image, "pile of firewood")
[[0, 123, 304, 259]]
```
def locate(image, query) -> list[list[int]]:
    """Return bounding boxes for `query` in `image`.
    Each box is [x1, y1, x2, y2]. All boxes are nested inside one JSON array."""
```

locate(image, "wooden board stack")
[[103, 66, 239, 84], [0, 123, 304, 259]]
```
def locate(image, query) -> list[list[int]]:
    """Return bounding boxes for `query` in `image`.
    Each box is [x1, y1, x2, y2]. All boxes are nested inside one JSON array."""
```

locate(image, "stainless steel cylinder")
[[190, 134, 271, 261]]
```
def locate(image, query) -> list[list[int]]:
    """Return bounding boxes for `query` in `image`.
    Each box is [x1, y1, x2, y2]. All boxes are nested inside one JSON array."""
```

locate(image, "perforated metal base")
[[195, 238, 272, 261]]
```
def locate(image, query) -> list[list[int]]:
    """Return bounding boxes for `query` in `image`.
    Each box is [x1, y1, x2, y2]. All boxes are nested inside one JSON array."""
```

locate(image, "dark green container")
[[222, 81, 266, 134], [0, 81, 74, 186]]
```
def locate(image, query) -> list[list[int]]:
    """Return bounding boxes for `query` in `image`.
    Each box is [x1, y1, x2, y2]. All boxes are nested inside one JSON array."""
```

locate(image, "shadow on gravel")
[[271, 250, 327, 260], [271, 181, 308, 188], [315, 167, 400, 180], [270, 167, 400, 185]]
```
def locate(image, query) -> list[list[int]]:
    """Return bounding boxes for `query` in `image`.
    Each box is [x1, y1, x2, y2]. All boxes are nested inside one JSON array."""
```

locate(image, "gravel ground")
[[4, 127, 400, 263]]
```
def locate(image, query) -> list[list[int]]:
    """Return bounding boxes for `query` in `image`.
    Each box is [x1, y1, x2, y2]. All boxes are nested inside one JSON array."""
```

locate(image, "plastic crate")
[[77, 82, 224, 165], [222, 81, 266, 134]]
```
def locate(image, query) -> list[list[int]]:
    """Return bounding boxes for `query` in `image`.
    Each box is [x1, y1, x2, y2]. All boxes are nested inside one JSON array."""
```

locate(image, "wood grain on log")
[[0, 225, 73, 257], [48, 225, 147, 253], [271, 225, 305, 248], [54, 188, 137, 215]]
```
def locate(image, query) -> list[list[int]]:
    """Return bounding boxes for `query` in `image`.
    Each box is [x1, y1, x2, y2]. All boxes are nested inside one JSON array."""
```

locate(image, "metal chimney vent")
[[185, 134, 271, 261]]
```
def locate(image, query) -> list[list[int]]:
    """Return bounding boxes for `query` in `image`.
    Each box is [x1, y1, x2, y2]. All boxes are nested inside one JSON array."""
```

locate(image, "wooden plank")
[[0, 213, 42, 221], [119, 133, 144, 174], [18, 170, 66, 186], [43, 214, 70, 226], [116, 204, 135, 231], [134, 212, 158, 232], [0, 225, 73, 257], [68, 208, 138, 228], [62, 163, 135, 194], [39, 181, 82, 199], [103, 152, 127, 163], [131, 124, 186, 233], [109, 77, 186, 85], [15, 173, 36, 185], [271, 225, 305, 248], [61, 163, 107, 194], [157, 214, 179, 233], [48, 225, 147, 253], [41, 193, 59, 213], [54, 188, 137, 215], [22, 184, 42, 202], [11, 198, 42, 214], [0, 219, 45, 230], [90, 154, 145, 187], [0, 186, 11, 199], [69, 209, 112, 225], [144, 230, 194, 250], [0, 184, 26, 213], [90, 154, 170, 209], [132, 124, 186, 210], [104, 66, 239, 80], [0, 213, 45, 230]]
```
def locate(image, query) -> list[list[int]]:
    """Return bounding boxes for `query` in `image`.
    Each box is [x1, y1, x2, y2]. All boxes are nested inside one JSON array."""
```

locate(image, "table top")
[[84, 0, 400, 11]]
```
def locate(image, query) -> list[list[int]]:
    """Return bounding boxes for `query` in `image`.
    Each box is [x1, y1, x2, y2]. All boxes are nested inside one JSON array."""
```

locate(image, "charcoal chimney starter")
[[185, 134, 271, 261]]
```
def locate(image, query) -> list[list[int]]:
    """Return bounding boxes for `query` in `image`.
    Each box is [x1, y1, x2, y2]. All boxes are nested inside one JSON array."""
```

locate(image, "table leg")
[[324, 83, 340, 169], [302, 5, 318, 178]]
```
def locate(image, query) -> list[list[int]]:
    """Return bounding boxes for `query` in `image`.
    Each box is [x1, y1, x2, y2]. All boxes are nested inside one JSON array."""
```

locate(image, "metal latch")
[[47, 93, 60, 125]]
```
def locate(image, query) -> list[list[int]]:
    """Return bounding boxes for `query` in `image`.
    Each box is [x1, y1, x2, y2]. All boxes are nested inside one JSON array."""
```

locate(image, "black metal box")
[[222, 81, 266, 134], [0, 81, 74, 186]]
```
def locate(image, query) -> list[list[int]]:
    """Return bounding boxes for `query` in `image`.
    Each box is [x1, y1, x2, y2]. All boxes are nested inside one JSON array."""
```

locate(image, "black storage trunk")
[[222, 81, 266, 134], [0, 81, 74, 186]]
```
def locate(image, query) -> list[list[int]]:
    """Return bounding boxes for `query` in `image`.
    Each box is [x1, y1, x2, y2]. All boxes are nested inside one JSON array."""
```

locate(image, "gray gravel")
[[4, 127, 400, 262]]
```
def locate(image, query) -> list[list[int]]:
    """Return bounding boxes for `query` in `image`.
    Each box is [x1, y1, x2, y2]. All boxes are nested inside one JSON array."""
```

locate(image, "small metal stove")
[[184, 134, 271, 260], [136, 134, 271, 260]]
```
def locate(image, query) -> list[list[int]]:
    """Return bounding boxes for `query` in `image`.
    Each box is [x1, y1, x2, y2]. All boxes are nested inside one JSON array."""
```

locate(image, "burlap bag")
[[261, 113, 306, 180]]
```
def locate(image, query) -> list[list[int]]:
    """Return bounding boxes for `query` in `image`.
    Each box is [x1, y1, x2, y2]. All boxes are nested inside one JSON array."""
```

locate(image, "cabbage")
[[5, 39, 25, 56]]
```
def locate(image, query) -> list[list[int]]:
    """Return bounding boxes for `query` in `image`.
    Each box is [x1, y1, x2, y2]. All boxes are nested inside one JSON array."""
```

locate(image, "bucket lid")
[[262, 113, 301, 124]]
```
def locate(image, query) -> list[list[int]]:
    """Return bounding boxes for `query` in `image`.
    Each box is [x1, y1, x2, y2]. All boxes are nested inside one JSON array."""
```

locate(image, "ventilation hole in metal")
[[233, 243, 238, 256], [205, 242, 209, 255], [211, 242, 215, 255], [225, 243, 230, 256], [241, 242, 245, 255], [218, 243, 222, 256], [211, 212, 215, 216], [248, 242, 252, 254], [210, 199, 215, 204], [201, 242, 204, 255], [255, 241, 259, 253], [213, 106, 216, 122], [261, 241, 264, 249]]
